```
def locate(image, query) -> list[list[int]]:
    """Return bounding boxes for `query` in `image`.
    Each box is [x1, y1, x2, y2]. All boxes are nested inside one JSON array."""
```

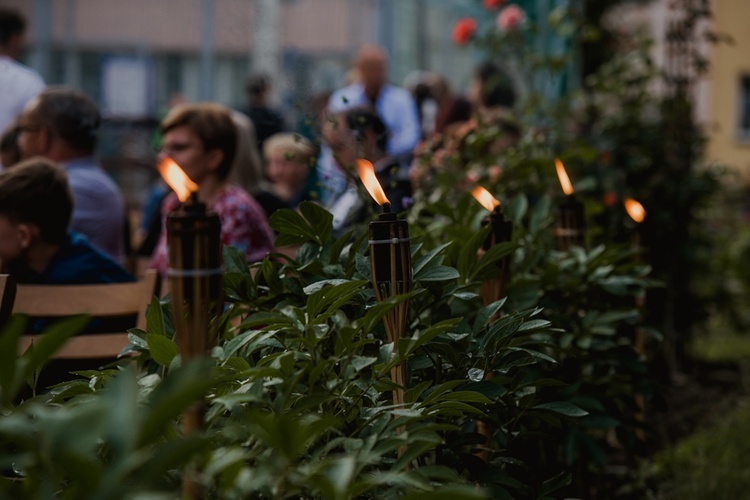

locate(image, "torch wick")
[[382, 203, 391, 214], [189, 191, 200, 205]]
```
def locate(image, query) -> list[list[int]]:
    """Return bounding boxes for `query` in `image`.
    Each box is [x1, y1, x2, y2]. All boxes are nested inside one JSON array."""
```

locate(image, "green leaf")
[[473, 298, 507, 334], [509, 193, 528, 224], [21, 315, 89, 382], [529, 194, 553, 234], [538, 472, 572, 498], [146, 333, 179, 366], [534, 402, 589, 417], [270, 208, 321, 246], [303, 279, 352, 295], [516, 319, 552, 332], [349, 356, 377, 373], [307, 280, 367, 321], [299, 201, 333, 245], [401, 318, 462, 357], [223, 244, 250, 274], [412, 241, 452, 277], [137, 360, 215, 446], [471, 242, 516, 281], [0, 315, 24, 401], [329, 228, 356, 265], [145, 296, 166, 337], [359, 292, 417, 334], [456, 227, 489, 280], [260, 258, 283, 294], [414, 265, 460, 282], [432, 390, 494, 404]]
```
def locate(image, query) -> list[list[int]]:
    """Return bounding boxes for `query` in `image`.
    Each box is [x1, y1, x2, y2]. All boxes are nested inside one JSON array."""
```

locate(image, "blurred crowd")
[[0, 6, 518, 287]]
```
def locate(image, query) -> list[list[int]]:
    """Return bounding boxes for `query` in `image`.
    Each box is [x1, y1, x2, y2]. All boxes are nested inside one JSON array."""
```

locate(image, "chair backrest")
[[12, 270, 160, 359]]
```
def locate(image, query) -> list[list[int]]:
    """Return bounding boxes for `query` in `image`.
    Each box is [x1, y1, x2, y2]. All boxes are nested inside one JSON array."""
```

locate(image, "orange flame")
[[471, 186, 500, 212], [624, 198, 646, 223], [158, 157, 198, 202], [357, 159, 390, 206], [554, 158, 574, 196]]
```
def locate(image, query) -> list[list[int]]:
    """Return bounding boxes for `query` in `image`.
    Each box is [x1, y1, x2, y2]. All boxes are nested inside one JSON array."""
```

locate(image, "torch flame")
[[357, 159, 390, 206], [624, 198, 646, 223], [554, 158, 574, 196], [158, 157, 198, 202], [471, 186, 500, 212]]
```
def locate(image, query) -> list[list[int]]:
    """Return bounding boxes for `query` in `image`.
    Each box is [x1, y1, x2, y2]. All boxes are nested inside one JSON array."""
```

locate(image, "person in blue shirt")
[[0, 157, 133, 285], [16, 86, 127, 263]]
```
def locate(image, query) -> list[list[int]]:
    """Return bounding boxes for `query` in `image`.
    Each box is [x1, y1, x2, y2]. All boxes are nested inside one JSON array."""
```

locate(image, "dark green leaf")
[[145, 296, 166, 337], [146, 334, 179, 367], [414, 265, 460, 282], [534, 402, 589, 417]]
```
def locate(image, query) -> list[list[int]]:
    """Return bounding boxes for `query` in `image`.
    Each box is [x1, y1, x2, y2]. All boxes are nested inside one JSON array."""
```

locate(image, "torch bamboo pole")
[[632, 229, 647, 440], [389, 223, 406, 408]]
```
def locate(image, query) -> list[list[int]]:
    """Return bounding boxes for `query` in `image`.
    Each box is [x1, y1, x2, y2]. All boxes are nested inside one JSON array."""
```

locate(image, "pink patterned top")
[[150, 184, 275, 276]]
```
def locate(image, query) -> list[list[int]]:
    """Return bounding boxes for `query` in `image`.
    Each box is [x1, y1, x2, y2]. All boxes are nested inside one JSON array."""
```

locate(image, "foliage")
[[0, 1, 734, 498], [651, 399, 750, 499], [0, 184, 661, 498], [447, 0, 739, 369]]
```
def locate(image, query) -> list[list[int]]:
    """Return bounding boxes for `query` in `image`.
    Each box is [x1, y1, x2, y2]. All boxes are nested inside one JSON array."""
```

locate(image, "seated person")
[[227, 110, 288, 220], [322, 107, 412, 236], [0, 157, 134, 284], [264, 132, 316, 210], [149, 102, 275, 276], [16, 87, 127, 262]]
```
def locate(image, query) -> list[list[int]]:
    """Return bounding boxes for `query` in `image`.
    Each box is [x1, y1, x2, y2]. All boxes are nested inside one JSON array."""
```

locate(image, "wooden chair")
[[12, 270, 160, 359]]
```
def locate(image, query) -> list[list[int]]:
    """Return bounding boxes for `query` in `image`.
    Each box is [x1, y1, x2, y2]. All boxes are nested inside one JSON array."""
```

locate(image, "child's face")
[[266, 149, 307, 190], [0, 215, 27, 265]]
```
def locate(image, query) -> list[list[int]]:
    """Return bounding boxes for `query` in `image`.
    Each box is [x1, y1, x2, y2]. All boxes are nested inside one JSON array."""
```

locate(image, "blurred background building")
[[5, 0, 750, 194]]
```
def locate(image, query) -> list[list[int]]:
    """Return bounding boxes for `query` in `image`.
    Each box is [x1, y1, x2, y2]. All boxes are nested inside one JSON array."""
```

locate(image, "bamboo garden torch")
[[554, 158, 585, 250], [357, 159, 412, 408], [624, 197, 648, 438], [624, 197, 647, 355], [471, 186, 513, 306], [470, 186, 513, 462], [159, 157, 224, 499]]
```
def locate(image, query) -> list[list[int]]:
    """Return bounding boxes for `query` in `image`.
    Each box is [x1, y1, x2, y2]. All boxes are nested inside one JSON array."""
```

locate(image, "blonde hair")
[[263, 133, 315, 166]]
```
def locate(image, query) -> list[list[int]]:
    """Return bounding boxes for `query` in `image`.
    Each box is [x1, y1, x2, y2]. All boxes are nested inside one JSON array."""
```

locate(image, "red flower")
[[453, 18, 477, 46], [497, 5, 527, 31], [483, 0, 506, 10]]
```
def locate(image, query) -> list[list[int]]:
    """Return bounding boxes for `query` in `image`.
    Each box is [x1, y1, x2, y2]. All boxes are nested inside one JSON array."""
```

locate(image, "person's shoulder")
[[65, 157, 123, 193], [0, 56, 44, 84], [45, 232, 134, 284], [64, 232, 134, 283]]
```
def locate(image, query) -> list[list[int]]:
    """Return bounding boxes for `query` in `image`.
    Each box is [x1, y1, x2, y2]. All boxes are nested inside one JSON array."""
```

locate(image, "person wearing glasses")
[[16, 86, 126, 263], [149, 102, 274, 276]]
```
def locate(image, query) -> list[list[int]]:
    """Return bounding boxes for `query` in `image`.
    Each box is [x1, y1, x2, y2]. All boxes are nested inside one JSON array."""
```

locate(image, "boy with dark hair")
[[0, 157, 133, 284]]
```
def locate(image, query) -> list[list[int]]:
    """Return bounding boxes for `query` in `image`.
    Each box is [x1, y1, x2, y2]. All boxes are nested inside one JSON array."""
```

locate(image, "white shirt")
[[318, 82, 421, 204], [0, 55, 45, 167]]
